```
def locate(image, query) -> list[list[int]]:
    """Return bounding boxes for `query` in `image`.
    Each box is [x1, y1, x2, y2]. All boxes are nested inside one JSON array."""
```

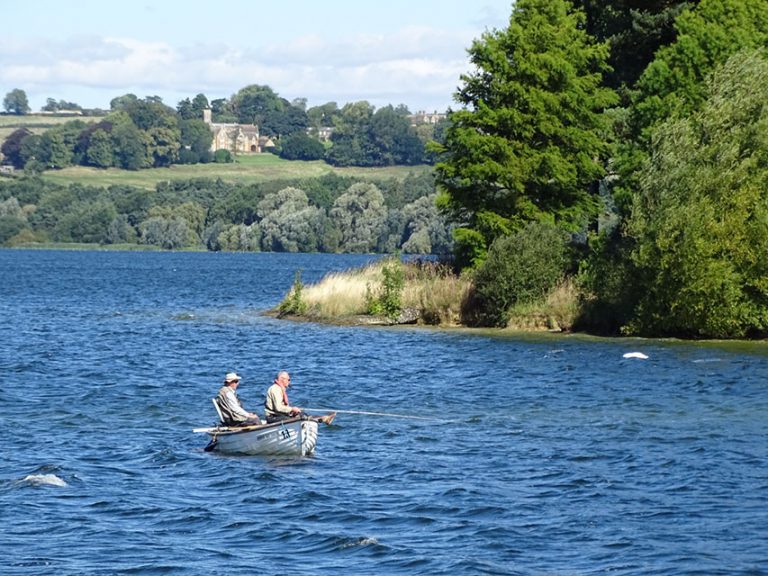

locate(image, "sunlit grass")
[[282, 259, 580, 331], [506, 278, 580, 331], [39, 156, 433, 190], [300, 262, 384, 317], [286, 259, 473, 325]]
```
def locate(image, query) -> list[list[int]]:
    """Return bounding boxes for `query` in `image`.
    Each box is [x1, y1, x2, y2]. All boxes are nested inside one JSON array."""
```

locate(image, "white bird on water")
[[22, 474, 68, 487]]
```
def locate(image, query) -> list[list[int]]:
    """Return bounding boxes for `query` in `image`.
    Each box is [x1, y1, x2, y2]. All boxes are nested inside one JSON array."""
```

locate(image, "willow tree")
[[631, 0, 768, 141], [612, 0, 768, 216], [433, 0, 617, 268], [626, 50, 768, 338]]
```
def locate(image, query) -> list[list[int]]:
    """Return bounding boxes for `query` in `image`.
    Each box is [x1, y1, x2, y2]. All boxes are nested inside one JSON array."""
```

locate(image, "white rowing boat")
[[194, 418, 319, 456]]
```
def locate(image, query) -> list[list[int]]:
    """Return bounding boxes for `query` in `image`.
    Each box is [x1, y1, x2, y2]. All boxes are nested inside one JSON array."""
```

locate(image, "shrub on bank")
[[469, 222, 569, 327]]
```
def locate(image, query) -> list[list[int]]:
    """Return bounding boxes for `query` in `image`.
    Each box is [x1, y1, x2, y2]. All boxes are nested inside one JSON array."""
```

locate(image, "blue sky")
[[2, 1, 512, 113]]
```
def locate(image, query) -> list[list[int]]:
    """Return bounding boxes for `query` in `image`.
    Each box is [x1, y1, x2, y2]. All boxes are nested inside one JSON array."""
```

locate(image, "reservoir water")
[[1, 249, 766, 575]]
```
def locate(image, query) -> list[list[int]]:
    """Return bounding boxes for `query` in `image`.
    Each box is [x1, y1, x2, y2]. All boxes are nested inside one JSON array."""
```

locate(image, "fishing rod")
[[301, 408, 454, 422]]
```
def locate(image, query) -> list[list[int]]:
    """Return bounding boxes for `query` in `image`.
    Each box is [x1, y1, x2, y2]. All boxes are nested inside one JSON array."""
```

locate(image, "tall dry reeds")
[[278, 260, 579, 329], [280, 259, 472, 325], [505, 277, 580, 331]]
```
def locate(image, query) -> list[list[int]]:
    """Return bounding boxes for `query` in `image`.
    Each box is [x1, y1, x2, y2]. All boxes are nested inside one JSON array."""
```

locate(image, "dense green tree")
[[266, 99, 309, 137], [377, 208, 406, 253], [75, 120, 113, 165], [215, 223, 261, 252], [229, 85, 308, 136], [38, 131, 74, 169], [1, 128, 33, 168], [107, 185, 155, 227], [19, 135, 44, 170], [176, 98, 195, 120], [624, 49, 768, 338], [279, 132, 325, 161], [86, 129, 114, 168], [578, 0, 695, 90], [257, 187, 323, 252], [42, 98, 59, 112], [231, 84, 281, 125], [139, 216, 191, 249], [53, 200, 117, 243], [326, 101, 424, 167], [110, 94, 139, 111], [179, 118, 213, 164], [3, 89, 30, 115], [471, 222, 569, 326], [191, 94, 210, 116], [326, 101, 375, 167], [17, 121, 84, 169], [369, 105, 424, 165], [24, 185, 73, 230], [381, 171, 438, 210], [146, 125, 181, 166], [307, 101, 341, 129], [178, 94, 210, 121], [631, 0, 768, 141], [0, 196, 23, 218], [0, 215, 28, 244], [210, 98, 236, 123], [433, 0, 617, 268], [400, 194, 452, 255], [109, 112, 149, 170], [0, 197, 28, 244], [145, 201, 206, 244], [41, 98, 82, 112], [609, 0, 768, 217], [208, 184, 264, 225], [105, 214, 138, 244], [329, 182, 387, 252]]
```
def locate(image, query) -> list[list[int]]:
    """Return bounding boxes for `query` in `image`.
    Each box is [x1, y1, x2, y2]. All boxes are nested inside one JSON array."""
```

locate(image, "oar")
[[301, 408, 454, 423], [193, 423, 265, 433]]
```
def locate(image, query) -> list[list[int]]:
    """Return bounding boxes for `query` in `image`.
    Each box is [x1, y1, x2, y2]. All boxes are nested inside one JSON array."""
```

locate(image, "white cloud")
[[0, 26, 478, 111]]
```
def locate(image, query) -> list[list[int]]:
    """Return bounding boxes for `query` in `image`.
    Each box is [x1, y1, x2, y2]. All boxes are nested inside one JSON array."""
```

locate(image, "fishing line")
[[301, 408, 455, 423]]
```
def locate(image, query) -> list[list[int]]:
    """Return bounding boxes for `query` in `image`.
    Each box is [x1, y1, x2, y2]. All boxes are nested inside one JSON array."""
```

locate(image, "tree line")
[[1, 87, 437, 171], [0, 172, 452, 254], [431, 0, 768, 338], [5, 0, 768, 338]]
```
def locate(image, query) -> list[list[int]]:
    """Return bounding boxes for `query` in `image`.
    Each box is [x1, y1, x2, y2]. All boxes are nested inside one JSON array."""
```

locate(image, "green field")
[[0, 113, 100, 143], [2, 114, 434, 188], [40, 154, 434, 189]]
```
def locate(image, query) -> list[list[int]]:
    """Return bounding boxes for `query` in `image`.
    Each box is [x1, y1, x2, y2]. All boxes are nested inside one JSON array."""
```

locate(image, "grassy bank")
[[276, 258, 581, 331], [39, 155, 433, 190]]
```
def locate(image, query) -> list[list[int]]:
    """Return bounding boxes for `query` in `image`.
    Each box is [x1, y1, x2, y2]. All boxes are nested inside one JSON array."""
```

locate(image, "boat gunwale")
[[208, 417, 306, 437]]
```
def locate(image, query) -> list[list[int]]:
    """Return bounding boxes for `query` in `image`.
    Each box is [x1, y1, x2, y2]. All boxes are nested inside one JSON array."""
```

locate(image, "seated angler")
[[264, 370, 335, 425], [215, 372, 262, 427]]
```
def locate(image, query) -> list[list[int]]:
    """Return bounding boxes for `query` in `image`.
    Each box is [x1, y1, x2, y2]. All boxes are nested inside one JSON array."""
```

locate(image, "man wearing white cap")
[[215, 372, 262, 426]]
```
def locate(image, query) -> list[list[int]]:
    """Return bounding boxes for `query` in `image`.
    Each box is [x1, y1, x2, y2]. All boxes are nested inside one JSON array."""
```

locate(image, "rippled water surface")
[[2, 249, 767, 575]]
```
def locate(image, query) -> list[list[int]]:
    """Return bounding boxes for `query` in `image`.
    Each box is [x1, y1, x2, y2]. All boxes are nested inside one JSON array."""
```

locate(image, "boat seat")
[[211, 398, 225, 424]]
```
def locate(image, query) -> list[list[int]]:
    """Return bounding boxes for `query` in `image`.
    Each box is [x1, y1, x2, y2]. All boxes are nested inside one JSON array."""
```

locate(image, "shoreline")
[[264, 309, 768, 352]]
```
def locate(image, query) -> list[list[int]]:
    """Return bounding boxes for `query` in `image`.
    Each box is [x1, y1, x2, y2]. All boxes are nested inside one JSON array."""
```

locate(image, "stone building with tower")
[[202, 108, 275, 154]]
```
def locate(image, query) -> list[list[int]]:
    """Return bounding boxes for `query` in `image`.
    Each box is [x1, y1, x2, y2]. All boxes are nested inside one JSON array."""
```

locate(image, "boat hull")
[[206, 418, 318, 456]]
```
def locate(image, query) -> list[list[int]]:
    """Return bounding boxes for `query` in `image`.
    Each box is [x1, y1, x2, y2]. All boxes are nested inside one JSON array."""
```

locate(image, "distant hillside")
[[0, 113, 102, 143], [39, 154, 433, 190]]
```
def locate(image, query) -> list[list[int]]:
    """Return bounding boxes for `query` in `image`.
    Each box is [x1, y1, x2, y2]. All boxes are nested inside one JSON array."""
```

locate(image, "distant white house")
[[408, 111, 446, 126], [312, 126, 335, 141]]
